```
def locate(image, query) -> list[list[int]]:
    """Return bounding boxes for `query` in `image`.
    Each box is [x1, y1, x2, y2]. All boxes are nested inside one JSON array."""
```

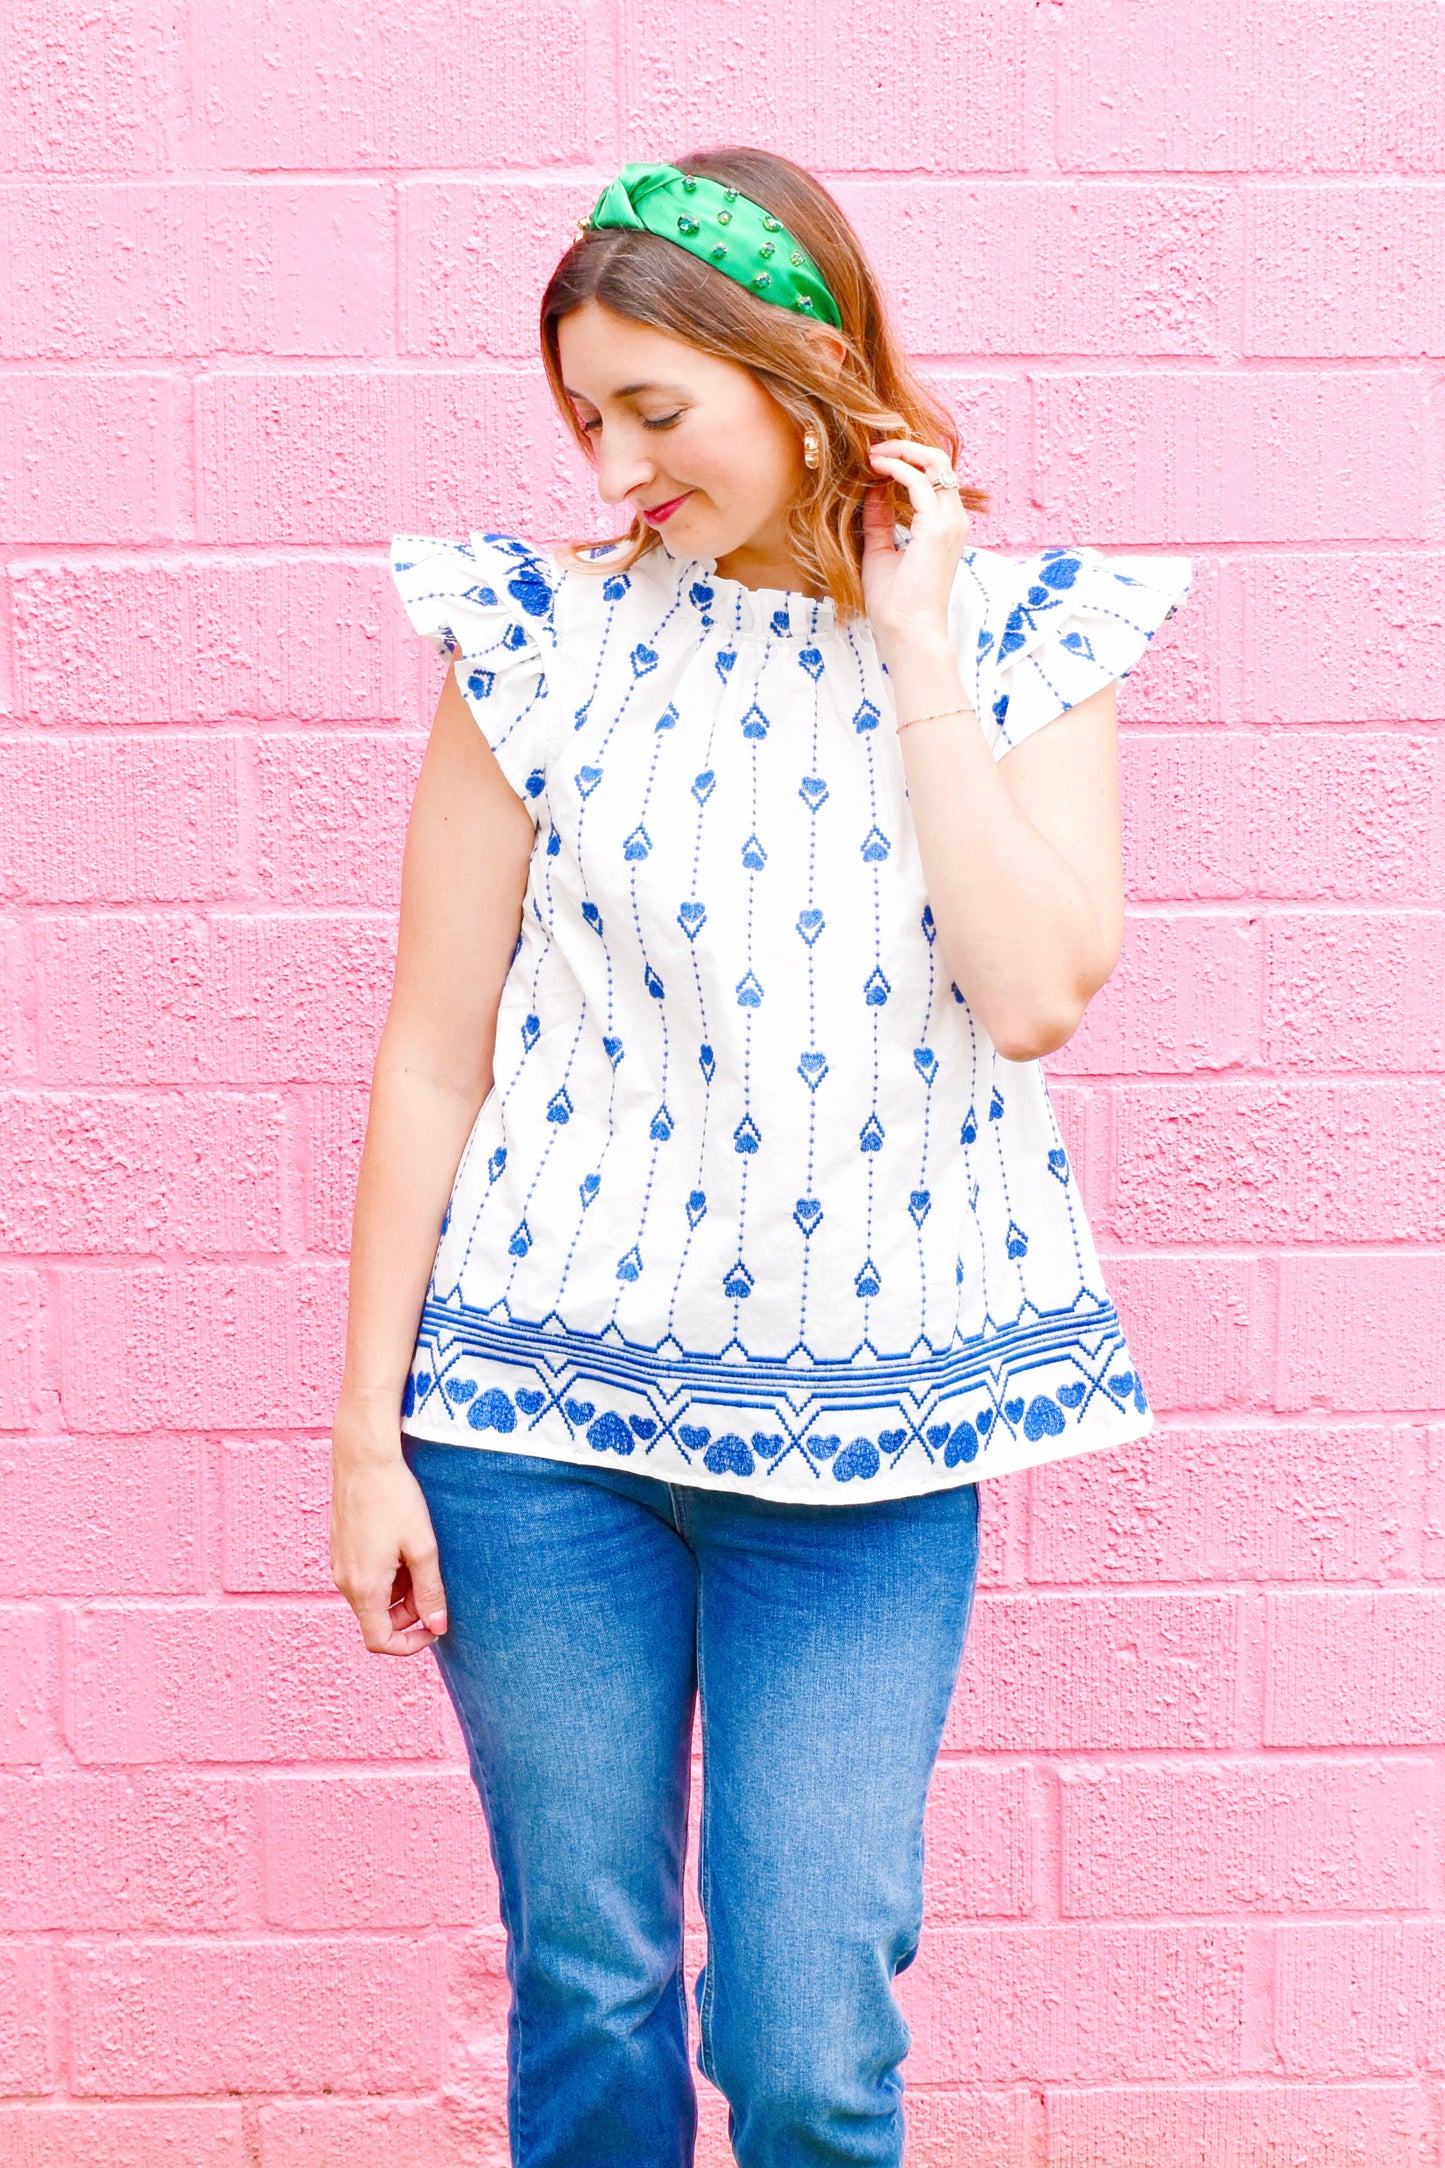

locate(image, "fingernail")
[[425, 1612, 448, 1633]]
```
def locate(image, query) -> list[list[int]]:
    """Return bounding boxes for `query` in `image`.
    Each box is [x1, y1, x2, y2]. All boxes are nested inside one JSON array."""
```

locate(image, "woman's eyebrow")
[[563, 380, 689, 402]]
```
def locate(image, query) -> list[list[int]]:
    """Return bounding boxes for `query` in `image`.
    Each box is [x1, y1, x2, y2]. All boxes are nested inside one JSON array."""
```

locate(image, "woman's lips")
[[640, 491, 691, 525]]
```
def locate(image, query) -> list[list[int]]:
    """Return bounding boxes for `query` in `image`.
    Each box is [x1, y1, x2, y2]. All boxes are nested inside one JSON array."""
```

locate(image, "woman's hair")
[[539, 146, 990, 619]]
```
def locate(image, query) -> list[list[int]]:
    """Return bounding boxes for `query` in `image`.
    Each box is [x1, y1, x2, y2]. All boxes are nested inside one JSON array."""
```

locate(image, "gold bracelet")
[[896, 703, 977, 734]]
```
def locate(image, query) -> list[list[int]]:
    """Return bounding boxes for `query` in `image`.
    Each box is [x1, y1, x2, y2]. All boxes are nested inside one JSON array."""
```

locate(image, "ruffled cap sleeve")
[[955, 545, 1193, 757], [389, 531, 560, 808]]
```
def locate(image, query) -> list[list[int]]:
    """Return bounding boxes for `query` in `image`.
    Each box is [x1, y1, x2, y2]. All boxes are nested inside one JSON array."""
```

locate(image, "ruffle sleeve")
[[953, 545, 1193, 758], [389, 531, 560, 809]]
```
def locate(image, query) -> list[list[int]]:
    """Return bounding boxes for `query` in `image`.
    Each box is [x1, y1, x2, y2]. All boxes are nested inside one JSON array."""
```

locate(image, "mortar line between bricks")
[[30, 1243, 1445, 1268], [384, 178, 400, 366], [8, 353, 1445, 372], [47, 1585, 1444, 1605], [13, 164, 1442, 182], [34, 1908, 1445, 1937], [63, 1585, 1441, 1607], [1030, 2079, 1443, 2093], [946, 1745, 1445, 1766], [12, 1413, 1445, 1440], [46, 1761, 472, 1777], [11, 716, 1444, 737], [15, 538, 1441, 556]]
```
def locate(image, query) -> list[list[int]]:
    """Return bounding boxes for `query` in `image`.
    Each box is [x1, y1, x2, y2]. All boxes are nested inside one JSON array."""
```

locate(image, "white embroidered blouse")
[[387, 528, 1191, 1501]]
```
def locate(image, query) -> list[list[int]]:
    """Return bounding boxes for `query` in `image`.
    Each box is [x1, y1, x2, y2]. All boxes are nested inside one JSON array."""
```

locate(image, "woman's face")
[[556, 301, 808, 573]]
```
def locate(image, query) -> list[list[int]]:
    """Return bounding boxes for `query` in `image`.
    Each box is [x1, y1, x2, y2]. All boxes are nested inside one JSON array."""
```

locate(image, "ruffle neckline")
[[668, 550, 840, 637]]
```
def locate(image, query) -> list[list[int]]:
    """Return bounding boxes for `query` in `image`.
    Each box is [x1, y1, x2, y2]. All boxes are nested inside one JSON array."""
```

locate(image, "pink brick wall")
[[2, 1, 1441, 2159]]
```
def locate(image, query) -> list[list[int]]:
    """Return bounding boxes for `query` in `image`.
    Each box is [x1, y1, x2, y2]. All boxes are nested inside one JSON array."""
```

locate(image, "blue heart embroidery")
[[706, 1434, 754, 1477], [945, 1421, 979, 1466], [466, 1388, 517, 1435], [833, 1438, 880, 1482], [1004, 1398, 1025, 1425], [587, 1410, 635, 1455], [1023, 1395, 1065, 1441]]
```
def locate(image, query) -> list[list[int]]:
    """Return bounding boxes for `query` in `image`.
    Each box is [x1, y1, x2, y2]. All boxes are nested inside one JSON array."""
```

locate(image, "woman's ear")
[[806, 325, 849, 378]]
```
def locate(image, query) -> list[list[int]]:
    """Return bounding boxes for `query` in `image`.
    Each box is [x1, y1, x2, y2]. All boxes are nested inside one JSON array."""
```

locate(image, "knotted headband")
[[583, 162, 844, 330]]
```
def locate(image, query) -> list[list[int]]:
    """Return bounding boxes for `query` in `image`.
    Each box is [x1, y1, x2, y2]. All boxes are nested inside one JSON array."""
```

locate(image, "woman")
[[331, 148, 1191, 2166]]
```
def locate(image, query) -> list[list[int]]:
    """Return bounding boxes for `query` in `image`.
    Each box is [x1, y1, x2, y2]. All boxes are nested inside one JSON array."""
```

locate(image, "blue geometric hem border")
[[402, 1294, 1152, 1493]]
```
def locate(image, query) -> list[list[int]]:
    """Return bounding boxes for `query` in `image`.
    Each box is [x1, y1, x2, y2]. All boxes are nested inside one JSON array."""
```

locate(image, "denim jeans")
[[401, 1435, 982, 2168]]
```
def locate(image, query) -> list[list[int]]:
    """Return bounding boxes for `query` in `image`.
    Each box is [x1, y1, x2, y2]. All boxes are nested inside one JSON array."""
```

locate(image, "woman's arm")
[[886, 642, 1122, 1062], [330, 665, 534, 1654], [863, 450, 1124, 1062]]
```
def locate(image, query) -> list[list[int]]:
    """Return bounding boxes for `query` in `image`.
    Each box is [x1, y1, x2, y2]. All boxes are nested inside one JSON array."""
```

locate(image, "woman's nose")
[[594, 434, 656, 508]]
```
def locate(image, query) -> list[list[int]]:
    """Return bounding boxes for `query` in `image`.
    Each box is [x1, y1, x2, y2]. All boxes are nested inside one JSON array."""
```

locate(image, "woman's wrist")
[[877, 628, 974, 737], [333, 1382, 407, 1459], [872, 621, 956, 677], [896, 702, 977, 735]]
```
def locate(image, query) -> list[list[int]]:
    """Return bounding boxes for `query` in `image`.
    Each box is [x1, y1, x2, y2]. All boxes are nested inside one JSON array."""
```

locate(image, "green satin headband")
[[583, 161, 844, 331]]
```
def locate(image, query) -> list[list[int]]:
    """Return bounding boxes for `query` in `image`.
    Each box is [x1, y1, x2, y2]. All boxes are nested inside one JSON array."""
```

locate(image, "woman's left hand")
[[861, 439, 972, 658]]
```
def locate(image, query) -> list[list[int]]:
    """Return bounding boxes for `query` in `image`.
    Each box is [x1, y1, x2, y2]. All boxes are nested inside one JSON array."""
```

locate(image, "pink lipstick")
[[640, 492, 691, 526]]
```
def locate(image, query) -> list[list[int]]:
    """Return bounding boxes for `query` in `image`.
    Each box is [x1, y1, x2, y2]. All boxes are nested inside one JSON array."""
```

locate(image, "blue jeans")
[[402, 1436, 981, 2168]]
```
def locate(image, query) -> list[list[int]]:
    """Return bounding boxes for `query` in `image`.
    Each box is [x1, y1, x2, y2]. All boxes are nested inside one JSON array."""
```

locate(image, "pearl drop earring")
[[802, 428, 823, 470]]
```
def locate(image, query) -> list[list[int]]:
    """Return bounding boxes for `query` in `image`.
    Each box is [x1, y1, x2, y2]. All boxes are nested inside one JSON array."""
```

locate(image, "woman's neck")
[[714, 546, 823, 598], [712, 524, 821, 598]]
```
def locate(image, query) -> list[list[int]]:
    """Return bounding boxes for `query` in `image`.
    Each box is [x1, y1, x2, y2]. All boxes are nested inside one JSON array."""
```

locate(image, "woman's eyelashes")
[[577, 410, 684, 435]]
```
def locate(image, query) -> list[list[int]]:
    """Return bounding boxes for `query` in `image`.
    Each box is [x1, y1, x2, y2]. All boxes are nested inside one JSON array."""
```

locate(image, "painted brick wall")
[[2, 0, 1442, 2160]]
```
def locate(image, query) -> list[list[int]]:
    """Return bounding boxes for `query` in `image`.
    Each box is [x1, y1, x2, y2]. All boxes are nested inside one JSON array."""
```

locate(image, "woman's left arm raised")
[[863, 440, 1124, 1063]]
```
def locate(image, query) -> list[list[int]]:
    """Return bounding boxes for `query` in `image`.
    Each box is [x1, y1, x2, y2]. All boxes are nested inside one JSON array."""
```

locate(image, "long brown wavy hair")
[[540, 147, 990, 620]]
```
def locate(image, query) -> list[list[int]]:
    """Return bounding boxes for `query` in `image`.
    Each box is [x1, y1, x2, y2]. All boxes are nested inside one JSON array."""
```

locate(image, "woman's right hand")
[[330, 1417, 450, 1655]]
